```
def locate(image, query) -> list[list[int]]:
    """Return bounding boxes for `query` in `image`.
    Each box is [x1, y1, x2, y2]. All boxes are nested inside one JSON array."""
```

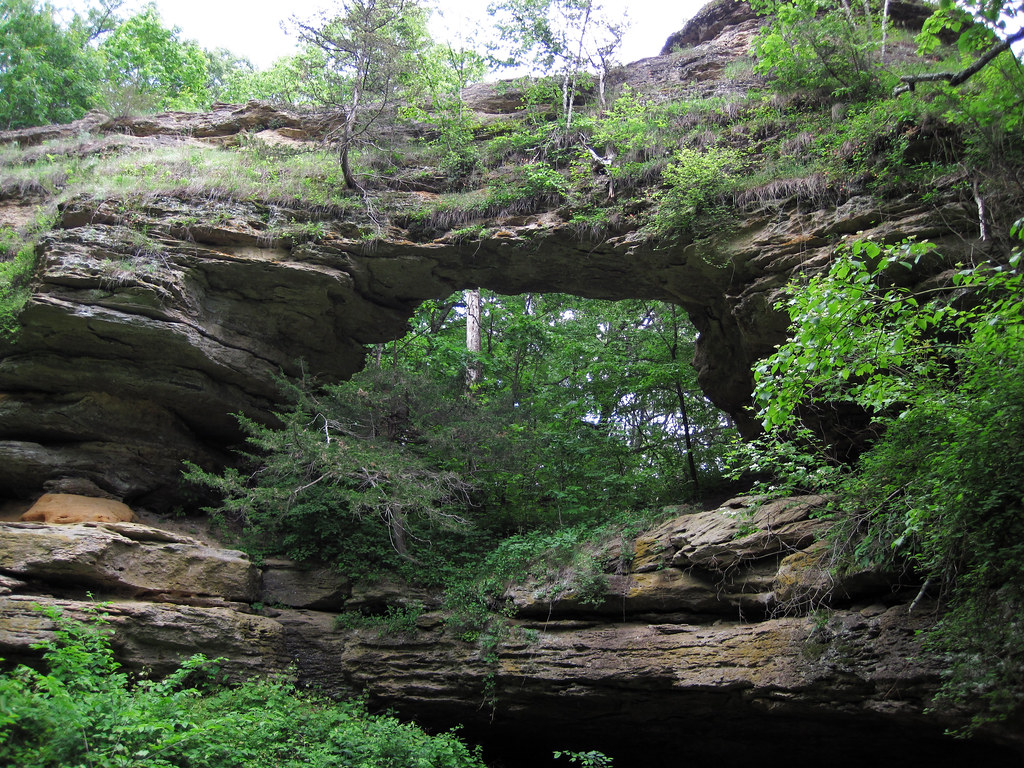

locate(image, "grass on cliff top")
[[0, 133, 370, 214]]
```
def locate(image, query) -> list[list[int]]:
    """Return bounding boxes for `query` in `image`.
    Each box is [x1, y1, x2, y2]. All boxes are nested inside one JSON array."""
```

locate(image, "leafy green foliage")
[[743, 226, 1024, 728], [217, 55, 310, 105], [0, 0, 102, 129], [189, 290, 732, 605], [590, 87, 667, 177], [0, 233, 37, 340], [487, 161, 568, 210], [185, 373, 476, 577], [652, 147, 743, 240], [751, 0, 887, 99], [916, 0, 1011, 57], [0, 606, 486, 768], [0, 206, 57, 340], [98, 6, 212, 114], [399, 42, 487, 185], [335, 602, 425, 636], [752, 239, 944, 434], [0, 0, 248, 125], [554, 749, 614, 767], [204, 47, 256, 102]]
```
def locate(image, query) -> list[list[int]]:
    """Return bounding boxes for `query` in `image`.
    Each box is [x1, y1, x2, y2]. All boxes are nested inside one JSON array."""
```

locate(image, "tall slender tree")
[[488, 0, 626, 132], [290, 0, 430, 190], [465, 288, 482, 388]]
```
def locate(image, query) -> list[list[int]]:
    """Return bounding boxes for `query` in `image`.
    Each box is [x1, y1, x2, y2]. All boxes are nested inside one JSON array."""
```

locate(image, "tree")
[[0, 0, 101, 129], [205, 46, 255, 102], [217, 54, 310, 106], [289, 0, 431, 190], [98, 5, 211, 114], [488, 0, 626, 131], [399, 34, 487, 183], [465, 288, 482, 387], [186, 375, 475, 567]]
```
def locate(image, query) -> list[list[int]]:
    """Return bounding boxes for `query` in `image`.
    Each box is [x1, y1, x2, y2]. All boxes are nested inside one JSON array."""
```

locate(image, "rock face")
[[0, 521, 258, 601], [0, 9, 1021, 760], [0, 499, 1018, 765]]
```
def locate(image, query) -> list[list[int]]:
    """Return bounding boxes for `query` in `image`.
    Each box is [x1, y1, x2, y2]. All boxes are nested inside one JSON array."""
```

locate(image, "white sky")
[[59, 0, 707, 71]]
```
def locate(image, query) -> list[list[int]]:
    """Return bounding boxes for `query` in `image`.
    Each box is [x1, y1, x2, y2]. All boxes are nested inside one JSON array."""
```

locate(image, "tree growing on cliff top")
[[488, 0, 627, 130], [289, 0, 431, 190], [98, 5, 211, 114], [0, 0, 101, 129]]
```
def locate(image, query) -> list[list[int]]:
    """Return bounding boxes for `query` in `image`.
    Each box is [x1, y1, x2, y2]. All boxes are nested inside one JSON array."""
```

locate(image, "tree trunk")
[[880, 0, 890, 62], [674, 381, 700, 494], [341, 141, 358, 190], [565, 1, 593, 134], [465, 288, 482, 388], [341, 53, 366, 191]]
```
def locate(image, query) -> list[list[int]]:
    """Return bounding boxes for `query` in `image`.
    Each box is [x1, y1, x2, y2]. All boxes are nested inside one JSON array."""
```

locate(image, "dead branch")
[[893, 28, 1024, 96]]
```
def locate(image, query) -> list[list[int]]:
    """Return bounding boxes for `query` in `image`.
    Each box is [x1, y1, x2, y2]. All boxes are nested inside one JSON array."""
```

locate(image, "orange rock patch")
[[21, 493, 135, 524]]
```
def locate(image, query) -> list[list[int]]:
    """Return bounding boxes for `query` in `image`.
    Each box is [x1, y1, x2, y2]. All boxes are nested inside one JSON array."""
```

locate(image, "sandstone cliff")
[[1, 3, 1022, 763]]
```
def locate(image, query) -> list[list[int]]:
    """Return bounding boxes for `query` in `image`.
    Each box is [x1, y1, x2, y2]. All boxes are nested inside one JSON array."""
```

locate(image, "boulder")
[[21, 493, 134, 524], [259, 559, 351, 610], [0, 521, 258, 601]]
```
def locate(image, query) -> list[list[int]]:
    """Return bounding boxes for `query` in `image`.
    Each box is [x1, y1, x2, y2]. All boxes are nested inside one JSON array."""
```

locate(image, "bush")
[[751, 0, 885, 99], [486, 161, 568, 213], [652, 147, 742, 240], [743, 225, 1024, 728], [0, 605, 486, 768], [0, 240, 35, 340]]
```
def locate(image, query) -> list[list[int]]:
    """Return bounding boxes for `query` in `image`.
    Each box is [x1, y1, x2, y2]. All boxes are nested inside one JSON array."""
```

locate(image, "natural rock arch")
[[0, 179, 986, 505]]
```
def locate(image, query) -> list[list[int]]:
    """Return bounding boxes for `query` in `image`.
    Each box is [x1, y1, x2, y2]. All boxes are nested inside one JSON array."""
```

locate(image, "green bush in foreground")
[[0, 604, 486, 768], [740, 224, 1024, 730]]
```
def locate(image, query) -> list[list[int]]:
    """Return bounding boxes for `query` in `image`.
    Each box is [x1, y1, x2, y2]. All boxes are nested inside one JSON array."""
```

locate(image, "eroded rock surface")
[[0, 499, 1017, 765], [21, 492, 134, 524], [0, 521, 257, 601]]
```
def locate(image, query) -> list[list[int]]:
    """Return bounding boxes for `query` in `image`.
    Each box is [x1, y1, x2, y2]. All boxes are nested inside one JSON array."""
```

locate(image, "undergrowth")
[[0, 604, 485, 768]]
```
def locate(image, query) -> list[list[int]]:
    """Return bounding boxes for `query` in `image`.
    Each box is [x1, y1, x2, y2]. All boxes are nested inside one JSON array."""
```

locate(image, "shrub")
[[486, 161, 568, 213], [0, 605, 486, 768], [651, 147, 743, 240], [0, 239, 36, 340], [751, 0, 884, 99], [742, 225, 1024, 728]]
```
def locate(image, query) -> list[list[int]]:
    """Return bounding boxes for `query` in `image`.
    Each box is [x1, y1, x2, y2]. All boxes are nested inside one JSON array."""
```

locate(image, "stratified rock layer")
[[0, 521, 258, 601], [0, 498, 1018, 765]]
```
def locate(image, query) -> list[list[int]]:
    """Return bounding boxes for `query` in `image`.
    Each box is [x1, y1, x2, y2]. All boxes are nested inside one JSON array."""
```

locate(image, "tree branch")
[[893, 27, 1024, 96]]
